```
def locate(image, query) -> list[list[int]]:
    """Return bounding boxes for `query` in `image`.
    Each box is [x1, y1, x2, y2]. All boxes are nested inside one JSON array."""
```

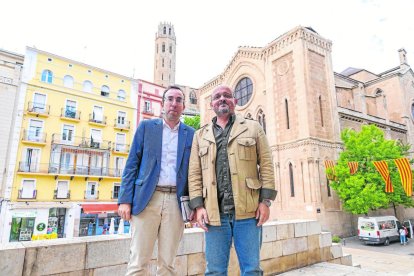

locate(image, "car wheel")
[[384, 238, 390, 246]]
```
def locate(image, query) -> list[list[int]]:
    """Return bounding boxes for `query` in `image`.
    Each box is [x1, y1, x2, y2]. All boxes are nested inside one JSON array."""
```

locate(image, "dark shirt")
[[212, 115, 236, 214]]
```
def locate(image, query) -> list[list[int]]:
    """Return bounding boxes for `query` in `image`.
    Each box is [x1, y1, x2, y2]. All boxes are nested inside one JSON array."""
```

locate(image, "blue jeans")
[[205, 214, 263, 276]]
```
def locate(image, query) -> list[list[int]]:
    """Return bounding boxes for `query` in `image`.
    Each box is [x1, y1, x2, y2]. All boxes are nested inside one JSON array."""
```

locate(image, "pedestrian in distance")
[[118, 85, 195, 275], [188, 85, 277, 275]]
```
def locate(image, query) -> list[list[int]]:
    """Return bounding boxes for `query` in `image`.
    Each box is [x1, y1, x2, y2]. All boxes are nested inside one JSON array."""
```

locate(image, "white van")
[[358, 216, 401, 245]]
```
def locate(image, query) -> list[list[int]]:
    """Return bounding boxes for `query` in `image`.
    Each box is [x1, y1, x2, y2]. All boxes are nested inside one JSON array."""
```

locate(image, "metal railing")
[[27, 102, 50, 115], [142, 109, 154, 115], [84, 190, 99, 200], [112, 143, 130, 153], [22, 129, 47, 143], [18, 162, 123, 177], [51, 134, 111, 150], [53, 190, 71, 199], [114, 119, 130, 129], [61, 108, 81, 120], [88, 114, 107, 125], [18, 189, 37, 199]]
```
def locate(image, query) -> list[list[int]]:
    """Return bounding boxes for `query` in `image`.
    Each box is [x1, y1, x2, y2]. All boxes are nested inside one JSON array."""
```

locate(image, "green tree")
[[183, 115, 200, 130], [329, 125, 414, 215]]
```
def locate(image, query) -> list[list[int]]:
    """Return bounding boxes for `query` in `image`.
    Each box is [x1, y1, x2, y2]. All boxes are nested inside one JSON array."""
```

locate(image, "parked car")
[[358, 216, 401, 245], [403, 219, 414, 239]]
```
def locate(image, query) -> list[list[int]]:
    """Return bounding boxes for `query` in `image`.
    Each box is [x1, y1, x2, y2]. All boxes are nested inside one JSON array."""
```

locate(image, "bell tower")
[[153, 22, 176, 87]]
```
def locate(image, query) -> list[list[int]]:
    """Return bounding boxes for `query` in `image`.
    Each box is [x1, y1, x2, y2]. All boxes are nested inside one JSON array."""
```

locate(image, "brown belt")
[[155, 186, 176, 193]]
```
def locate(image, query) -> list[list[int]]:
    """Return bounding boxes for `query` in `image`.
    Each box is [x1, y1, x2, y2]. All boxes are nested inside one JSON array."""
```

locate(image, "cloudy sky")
[[1, 0, 413, 88]]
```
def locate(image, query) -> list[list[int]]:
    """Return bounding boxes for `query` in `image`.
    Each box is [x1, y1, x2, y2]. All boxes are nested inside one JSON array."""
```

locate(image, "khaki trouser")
[[126, 190, 184, 276]]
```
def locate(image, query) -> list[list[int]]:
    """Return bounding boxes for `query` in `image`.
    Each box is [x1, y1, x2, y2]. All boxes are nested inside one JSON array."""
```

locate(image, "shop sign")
[[36, 223, 46, 231], [12, 211, 37, 218]]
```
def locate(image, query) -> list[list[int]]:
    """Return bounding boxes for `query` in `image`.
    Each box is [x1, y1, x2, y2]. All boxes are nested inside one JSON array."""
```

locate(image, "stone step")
[[277, 262, 383, 275]]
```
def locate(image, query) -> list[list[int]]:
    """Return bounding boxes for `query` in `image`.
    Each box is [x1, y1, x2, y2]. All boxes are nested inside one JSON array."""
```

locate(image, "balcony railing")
[[112, 143, 130, 153], [84, 190, 99, 200], [51, 134, 111, 150], [22, 129, 47, 143], [18, 162, 124, 177], [18, 162, 40, 173], [114, 119, 130, 130], [61, 108, 81, 120], [142, 109, 154, 115], [18, 189, 37, 199], [54, 190, 71, 199], [89, 114, 107, 125], [27, 102, 50, 116]]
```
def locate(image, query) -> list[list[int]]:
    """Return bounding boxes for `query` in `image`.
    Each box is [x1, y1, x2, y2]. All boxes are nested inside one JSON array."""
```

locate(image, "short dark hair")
[[162, 85, 185, 103]]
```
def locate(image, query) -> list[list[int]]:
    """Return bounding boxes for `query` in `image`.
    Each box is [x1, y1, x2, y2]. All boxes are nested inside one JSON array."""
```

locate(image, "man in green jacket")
[[189, 85, 277, 275]]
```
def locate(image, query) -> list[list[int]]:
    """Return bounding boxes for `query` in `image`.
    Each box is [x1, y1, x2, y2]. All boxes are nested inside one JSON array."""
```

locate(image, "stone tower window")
[[285, 99, 290, 129], [319, 96, 324, 127], [234, 77, 253, 106], [327, 177, 332, 197], [162, 43, 165, 53], [169, 28, 171, 35], [163, 26, 166, 34], [289, 163, 295, 197], [169, 44, 172, 54]]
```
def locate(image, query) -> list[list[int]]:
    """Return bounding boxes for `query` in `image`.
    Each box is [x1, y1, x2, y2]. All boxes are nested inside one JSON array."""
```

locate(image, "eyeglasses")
[[164, 96, 184, 104]]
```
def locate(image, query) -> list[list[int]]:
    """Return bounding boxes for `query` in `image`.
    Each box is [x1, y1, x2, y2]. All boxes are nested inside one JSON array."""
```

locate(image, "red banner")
[[394, 158, 412, 197], [324, 160, 336, 181], [373, 161, 393, 193], [347, 162, 359, 175]]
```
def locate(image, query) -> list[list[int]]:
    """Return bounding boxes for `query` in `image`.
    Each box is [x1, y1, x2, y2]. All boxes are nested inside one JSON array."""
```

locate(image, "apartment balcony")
[[18, 189, 37, 200], [142, 109, 154, 115], [53, 189, 71, 200], [114, 119, 130, 131], [21, 129, 47, 145], [112, 143, 130, 155], [61, 108, 81, 122], [18, 162, 41, 173], [27, 102, 50, 117], [88, 114, 107, 126], [51, 134, 111, 150], [84, 190, 99, 200]]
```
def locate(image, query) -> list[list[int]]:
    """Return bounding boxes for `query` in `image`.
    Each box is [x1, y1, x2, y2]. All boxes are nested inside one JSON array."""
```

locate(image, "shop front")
[[79, 203, 129, 236]]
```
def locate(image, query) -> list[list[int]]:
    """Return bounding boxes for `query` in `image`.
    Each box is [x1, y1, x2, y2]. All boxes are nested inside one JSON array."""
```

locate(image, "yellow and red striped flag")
[[324, 160, 336, 181], [348, 162, 359, 175], [373, 161, 393, 193], [394, 158, 412, 197]]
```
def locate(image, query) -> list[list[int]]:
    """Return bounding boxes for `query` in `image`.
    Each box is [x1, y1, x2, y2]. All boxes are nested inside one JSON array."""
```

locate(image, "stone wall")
[[0, 219, 352, 276]]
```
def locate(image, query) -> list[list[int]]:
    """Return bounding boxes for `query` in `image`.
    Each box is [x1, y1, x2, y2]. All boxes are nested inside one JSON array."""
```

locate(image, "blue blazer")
[[118, 118, 195, 215]]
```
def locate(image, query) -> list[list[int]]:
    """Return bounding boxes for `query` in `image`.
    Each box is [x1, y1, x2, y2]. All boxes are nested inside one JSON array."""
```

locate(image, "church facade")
[[198, 26, 414, 235]]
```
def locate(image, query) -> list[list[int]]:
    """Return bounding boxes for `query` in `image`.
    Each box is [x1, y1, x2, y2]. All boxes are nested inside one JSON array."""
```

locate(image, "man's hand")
[[256, 202, 270, 226], [195, 207, 209, 231], [118, 203, 132, 221]]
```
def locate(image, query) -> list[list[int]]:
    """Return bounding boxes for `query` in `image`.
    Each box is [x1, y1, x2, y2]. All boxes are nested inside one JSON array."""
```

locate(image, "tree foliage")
[[183, 115, 200, 130], [329, 125, 414, 215]]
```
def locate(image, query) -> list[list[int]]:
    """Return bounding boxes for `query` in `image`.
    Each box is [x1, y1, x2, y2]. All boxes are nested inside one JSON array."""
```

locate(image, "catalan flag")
[[394, 158, 413, 197], [373, 161, 393, 193], [324, 160, 336, 181], [347, 162, 359, 175]]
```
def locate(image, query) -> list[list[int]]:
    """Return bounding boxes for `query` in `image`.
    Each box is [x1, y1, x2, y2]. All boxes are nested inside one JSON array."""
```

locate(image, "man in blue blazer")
[[118, 86, 195, 276]]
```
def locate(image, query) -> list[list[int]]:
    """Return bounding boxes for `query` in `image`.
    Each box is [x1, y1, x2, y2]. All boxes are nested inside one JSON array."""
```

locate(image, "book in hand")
[[180, 196, 192, 222]]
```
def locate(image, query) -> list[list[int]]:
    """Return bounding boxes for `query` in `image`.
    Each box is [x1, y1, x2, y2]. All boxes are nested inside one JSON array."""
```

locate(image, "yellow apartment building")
[[2, 47, 137, 242]]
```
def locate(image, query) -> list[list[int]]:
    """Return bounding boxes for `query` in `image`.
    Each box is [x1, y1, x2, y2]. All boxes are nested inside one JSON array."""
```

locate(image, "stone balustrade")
[[0, 219, 352, 275]]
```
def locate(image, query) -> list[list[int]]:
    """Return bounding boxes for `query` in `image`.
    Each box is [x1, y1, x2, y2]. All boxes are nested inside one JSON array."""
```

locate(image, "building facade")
[[0, 49, 24, 241], [153, 22, 176, 87], [0, 48, 137, 243], [198, 26, 414, 236]]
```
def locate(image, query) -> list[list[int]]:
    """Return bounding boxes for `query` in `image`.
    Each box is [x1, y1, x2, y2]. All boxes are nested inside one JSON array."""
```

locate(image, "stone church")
[[196, 26, 414, 236]]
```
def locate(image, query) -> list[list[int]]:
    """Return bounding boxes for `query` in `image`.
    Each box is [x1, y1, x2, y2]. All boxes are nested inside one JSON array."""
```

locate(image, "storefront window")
[[48, 208, 66, 238], [10, 217, 35, 242]]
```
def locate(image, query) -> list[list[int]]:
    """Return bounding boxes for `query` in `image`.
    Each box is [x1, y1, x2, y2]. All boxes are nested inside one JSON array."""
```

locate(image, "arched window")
[[162, 58, 164, 67], [190, 91, 197, 104], [319, 96, 324, 127], [117, 90, 126, 101], [169, 28, 171, 35], [41, 70, 53, 83], [162, 43, 165, 53], [257, 109, 266, 133], [234, 77, 253, 106], [169, 44, 172, 53], [163, 26, 166, 34], [83, 80, 93, 93], [327, 177, 332, 197], [285, 99, 290, 129], [101, 85, 110, 97], [289, 163, 295, 197], [63, 75, 74, 88]]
